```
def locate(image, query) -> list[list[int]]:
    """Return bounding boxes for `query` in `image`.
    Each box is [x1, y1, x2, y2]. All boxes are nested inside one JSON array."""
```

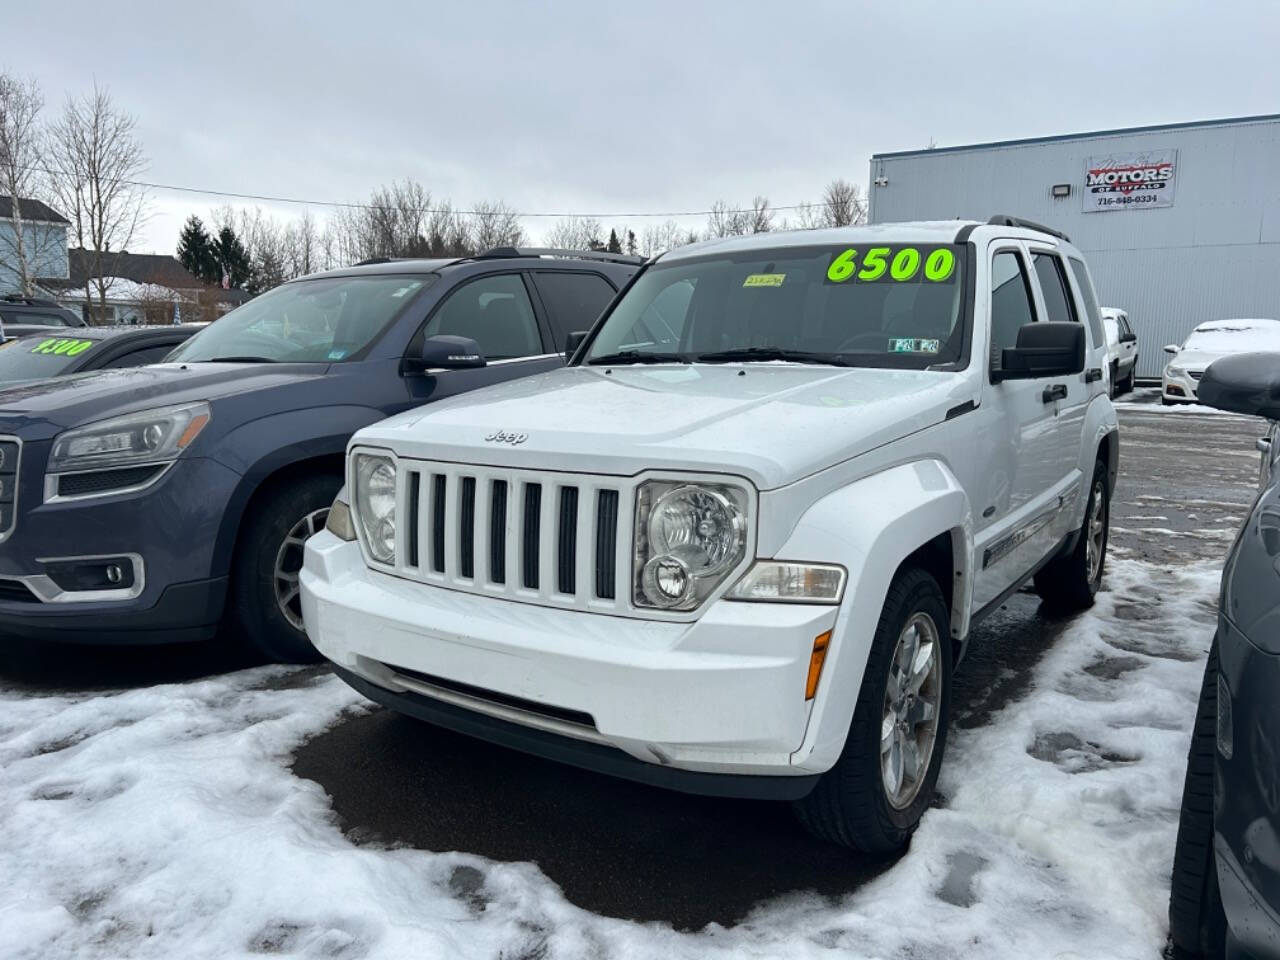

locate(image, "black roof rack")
[[1, 294, 61, 307], [987, 215, 1070, 243], [474, 246, 644, 266], [352, 257, 404, 266]]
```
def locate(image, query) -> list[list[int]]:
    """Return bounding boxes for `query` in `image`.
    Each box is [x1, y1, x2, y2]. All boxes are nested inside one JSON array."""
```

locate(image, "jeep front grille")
[[390, 460, 630, 612]]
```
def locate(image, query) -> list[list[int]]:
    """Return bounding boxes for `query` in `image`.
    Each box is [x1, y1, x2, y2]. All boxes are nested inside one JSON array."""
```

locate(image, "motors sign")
[[1082, 150, 1177, 212]]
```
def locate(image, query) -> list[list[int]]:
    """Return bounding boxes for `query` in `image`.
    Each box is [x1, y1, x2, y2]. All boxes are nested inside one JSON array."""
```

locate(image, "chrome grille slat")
[[394, 460, 627, 612]]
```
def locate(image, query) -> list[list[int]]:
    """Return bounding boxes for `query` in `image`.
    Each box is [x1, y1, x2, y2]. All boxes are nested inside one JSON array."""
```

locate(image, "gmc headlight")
[[48, 401, 211, 473], [633, 481, 748, 610], [353, 453, 396, 564], [1167, 366, 1185, 378]]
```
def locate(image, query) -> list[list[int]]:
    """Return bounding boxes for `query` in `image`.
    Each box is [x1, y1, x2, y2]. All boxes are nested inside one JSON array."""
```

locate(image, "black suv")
[[0, 295, 88, 339], [0, 248, 638, 661], [0, 325, 203, 387], [1170, 352, 1280, 959]]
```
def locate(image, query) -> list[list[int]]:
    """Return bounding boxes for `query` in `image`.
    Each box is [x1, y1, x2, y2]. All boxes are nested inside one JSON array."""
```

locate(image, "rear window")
[[0, 336, 98, 383]]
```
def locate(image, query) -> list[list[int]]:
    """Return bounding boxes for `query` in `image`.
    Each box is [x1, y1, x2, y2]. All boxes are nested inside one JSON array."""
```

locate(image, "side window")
[[1031, 253, 1077, 325], [1067, 257, 1106, 348], [531, 272, 616, 343], [989, 251, 1037, 367], [422, 274, 543, 361], [103, 343, 178, 369], [1120, 315, 1134, 339]]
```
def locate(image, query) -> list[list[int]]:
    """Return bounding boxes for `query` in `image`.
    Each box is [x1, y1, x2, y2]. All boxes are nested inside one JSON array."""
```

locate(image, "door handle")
[[1042, 383, 1068, 403], [1085, 367, 1103, 383]]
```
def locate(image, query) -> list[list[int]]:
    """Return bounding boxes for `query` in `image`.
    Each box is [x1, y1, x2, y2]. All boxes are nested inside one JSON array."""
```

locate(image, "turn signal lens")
[[806, 630, 833, 700]]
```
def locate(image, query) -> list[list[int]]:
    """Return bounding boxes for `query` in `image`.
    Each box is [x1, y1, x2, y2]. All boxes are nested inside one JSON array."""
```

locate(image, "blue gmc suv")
[[0, 249, 638, 661]]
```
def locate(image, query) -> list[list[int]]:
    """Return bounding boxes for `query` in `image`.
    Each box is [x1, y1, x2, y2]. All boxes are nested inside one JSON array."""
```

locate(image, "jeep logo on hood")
[[484, 430, 527, 445]]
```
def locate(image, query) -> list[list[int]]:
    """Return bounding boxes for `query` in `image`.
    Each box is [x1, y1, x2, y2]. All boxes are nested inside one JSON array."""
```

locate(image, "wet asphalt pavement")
[[0, 391, 1266, 932]]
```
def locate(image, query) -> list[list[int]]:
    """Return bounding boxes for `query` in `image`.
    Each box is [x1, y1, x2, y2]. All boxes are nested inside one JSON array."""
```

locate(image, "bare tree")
[[470, 200, 522, 251], [745, 196, 773, 234], [821, 179, 866, 227], [0, 73, 61, 296], [640, 219, 697, 257], [542, 215, 603, 250], [47, 84, 147, 317], [284, 209, 319, 278], [706, 200, 747, 238]]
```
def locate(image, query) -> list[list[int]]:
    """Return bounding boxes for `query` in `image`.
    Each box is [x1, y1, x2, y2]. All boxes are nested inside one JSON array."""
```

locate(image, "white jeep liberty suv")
[[301, 218, 1119, 852]]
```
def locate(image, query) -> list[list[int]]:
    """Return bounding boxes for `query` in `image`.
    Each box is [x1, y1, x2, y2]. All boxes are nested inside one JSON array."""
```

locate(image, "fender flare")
[[209, 405, 386, 575], [773, 459, 974, 774]]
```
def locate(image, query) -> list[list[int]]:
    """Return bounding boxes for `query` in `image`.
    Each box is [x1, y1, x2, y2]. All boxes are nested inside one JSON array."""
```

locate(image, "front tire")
[[230, 473, 342, 663], [793, 567, 952, 854], [1034, 460, 1109, 612], [1168, 641, 1227, 958], [1122, 365, 1136, 395]]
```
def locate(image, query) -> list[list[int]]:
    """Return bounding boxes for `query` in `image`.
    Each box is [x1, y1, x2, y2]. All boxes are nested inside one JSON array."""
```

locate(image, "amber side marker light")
[[806, 630, 833, 700], [177, 412, 211, 449]]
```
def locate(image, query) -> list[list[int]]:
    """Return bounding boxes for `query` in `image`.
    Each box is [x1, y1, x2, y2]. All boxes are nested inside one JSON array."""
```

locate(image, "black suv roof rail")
[[474, 246, 645, 266], [1, 294, 61, 307], [352, 257, 405, 266], [987, 215, 1071, 243]]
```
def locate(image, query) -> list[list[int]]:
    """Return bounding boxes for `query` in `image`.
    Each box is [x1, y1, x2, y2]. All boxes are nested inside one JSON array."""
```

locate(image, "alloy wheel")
[[274, 507, 329, 631], [881, 612, 942, 810], [1086, 480, 1106, 584]]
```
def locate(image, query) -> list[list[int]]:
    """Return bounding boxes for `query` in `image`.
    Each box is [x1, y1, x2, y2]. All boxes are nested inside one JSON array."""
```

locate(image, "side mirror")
[[1198, 353, 1280, 420], [564, 331, 588, 357], [1163, 343, 1180, 355], [1120, 332, 1138, 344], [994, 321, 1085, 382], [408, 334, 486, 372]]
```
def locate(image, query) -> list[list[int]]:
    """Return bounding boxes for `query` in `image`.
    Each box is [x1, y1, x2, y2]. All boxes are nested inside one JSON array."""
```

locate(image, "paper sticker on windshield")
[[390, 283, 422, 299], [826, 246, 957, 285], [743, 273, 786, 288], [889, 338, 941, 354], [31, 338, 93, 357], [326, 348, 348, 361]]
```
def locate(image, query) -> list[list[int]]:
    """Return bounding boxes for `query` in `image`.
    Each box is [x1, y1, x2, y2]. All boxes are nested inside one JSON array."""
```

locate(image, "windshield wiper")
[[695, 346, 852, 367], [202, 355, 279, 363], [586, 350, 690, 366]]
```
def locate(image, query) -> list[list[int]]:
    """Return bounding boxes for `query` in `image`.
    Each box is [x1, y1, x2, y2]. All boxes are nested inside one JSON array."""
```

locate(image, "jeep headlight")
[[49, 401, 211, 473], [353, 453, 397, 564], [633, 481, 748, 610]]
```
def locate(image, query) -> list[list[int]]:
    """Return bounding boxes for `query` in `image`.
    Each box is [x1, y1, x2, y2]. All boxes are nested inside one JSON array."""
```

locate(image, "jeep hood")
[[361, 364, 973, 490], [0, 362, 329, 434]]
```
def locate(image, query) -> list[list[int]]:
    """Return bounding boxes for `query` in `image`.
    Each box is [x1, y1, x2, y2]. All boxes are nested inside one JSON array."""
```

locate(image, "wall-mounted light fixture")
[[873, 176, 889, 187], [1051, 183, 1071, 198]]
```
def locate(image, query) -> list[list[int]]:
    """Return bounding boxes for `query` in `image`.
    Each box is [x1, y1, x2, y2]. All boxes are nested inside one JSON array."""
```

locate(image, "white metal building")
[[868, 114, 1280, 377]]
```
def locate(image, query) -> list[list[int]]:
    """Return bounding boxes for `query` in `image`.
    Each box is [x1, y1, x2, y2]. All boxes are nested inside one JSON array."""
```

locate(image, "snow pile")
[[0, 558, 1219, 959]]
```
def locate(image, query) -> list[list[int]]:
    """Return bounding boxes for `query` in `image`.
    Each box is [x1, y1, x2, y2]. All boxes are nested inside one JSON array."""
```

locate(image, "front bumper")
[[0, 452, 241, 643], [301, 530, 838, 785], [1163, 369, 1201, 402], [1215, 615, 1280, 956]]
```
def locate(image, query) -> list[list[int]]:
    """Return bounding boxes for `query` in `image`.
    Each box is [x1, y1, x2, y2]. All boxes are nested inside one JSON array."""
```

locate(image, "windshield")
[[0, 335, 98, 383], [169, 274, 435, 363], [582, 243, 968, 369], [1183, 321, 1280, 354]]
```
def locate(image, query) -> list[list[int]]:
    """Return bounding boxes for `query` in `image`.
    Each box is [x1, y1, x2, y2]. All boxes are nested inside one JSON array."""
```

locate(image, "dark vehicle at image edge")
[[0, 325, 202, 386], [0, 294, 89, 339], [1170, 352, 1280, 959], [0, 249, 637, 661]]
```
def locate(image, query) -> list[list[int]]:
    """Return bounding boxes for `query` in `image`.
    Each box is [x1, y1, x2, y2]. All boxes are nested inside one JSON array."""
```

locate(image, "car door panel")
[[971, 243, 1071, 610]]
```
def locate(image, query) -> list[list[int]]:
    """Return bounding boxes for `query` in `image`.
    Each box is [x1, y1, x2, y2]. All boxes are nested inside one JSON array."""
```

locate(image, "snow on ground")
[[1115, 386, 1238, 416], [0, 557, 1218, 960]]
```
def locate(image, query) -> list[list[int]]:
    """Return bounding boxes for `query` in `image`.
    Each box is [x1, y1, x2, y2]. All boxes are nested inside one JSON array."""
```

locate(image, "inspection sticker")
[[888, 338, 941, 354], [742, 273, 786, 288]]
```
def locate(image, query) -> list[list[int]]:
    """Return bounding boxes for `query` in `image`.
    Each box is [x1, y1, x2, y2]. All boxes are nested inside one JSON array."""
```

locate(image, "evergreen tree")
[[177, 215, 218, 284], [213, 225, 251, 289], [606, 228, 622, 254], [626, 230, 637, 257]]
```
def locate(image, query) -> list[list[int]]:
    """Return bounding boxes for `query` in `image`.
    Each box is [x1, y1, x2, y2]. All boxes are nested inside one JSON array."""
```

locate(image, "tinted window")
[[532, 272, 616, 342], [102, 343, 180, 369], [1067, 257, 1106, 347], [1032, 253, 1077, 325], [585, 244, 968, 370], [990, 251, 1037, 365], [423, 274, 543, 360], [1, 311, 72, 326]]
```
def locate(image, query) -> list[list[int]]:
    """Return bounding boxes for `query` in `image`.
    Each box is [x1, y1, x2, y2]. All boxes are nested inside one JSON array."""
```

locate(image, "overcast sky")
[[6, 0, 1279, 254]]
